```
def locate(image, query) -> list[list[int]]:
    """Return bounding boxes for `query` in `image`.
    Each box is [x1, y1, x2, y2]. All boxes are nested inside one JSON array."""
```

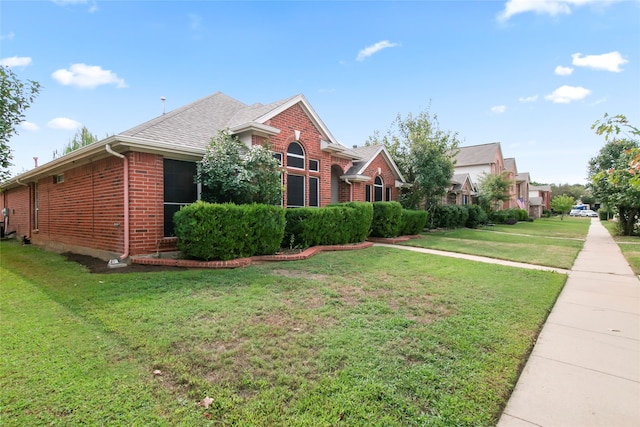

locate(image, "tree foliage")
[[588, 113, 640, 235], [53, 126, 99, 159], [551, 194, 575, 220], [366, 108, 460, 216], [1, 66, 41, 181], [477, 171, 511, 211], [196, 130, 281, 205]]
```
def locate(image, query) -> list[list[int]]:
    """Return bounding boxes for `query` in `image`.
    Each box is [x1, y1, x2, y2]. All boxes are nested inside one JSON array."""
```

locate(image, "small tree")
[[589, 113, 640, 235], [53, 126, 99, 158], [478, 171, 511, 212], [366, 108, 460, 227], [197, 130, 281, 205], [551, 194, 575, 220], [1, 66, 41, 181]]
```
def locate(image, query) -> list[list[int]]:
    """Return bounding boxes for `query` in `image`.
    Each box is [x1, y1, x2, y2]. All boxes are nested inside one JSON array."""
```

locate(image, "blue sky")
[[2, 0, 639, 185]]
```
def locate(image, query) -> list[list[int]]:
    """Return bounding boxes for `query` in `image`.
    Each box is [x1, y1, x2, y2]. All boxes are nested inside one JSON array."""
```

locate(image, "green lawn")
[[0, 241, 566, 426], [401, 217, 590, 269]]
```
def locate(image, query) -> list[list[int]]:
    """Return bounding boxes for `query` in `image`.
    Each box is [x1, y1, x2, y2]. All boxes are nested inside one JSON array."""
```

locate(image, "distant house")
[[529, 185, 552, 218], [450, 142, 531, 210], [445, 173, 476, 205], [0, 92, 406, 260]]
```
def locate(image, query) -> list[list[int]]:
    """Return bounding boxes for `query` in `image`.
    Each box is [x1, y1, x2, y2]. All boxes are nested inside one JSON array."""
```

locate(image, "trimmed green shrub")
[[284, 202, 373, 248], [399, 209, 428, 235], [432, 204, 469, 229], [465, 205, 488, 228], [517, 209, 529, 221], [489, 208, 519, 224], [173, 201, 285, 261], [370, 201, 403, 238]]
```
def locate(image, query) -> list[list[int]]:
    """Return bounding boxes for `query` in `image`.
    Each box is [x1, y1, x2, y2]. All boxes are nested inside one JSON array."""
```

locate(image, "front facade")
[[449, 142, 531, 211], [1, 93, 405, 260], [528, 185, 552, 218]]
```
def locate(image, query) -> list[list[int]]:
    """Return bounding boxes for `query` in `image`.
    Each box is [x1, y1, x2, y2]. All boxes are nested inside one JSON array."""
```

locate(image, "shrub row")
[[173, 202, 285, 261], [489, 208, 528, 224], [284, 202, 373, 248], [174, 201, 430, 260]]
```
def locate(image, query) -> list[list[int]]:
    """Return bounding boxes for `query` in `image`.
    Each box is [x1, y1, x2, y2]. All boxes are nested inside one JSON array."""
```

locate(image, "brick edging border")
[[131, 241, 376, 269]]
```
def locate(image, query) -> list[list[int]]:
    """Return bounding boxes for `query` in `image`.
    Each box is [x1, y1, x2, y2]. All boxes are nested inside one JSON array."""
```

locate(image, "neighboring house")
[[515, 172, 531, 211], [450, 142, 531, 210], [528, 185, 552, 218], [453, 142, 505, 185], [0, 92, 405, 260], [444, 173, 476, 205]]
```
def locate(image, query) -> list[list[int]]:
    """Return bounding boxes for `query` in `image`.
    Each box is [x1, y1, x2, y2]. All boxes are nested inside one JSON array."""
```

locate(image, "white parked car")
[[569, 209, 582, 216], [579, 209, 598, 217]]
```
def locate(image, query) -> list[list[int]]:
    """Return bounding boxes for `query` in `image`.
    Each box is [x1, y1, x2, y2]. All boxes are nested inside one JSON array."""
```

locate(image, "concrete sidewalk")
[[498, 218, 640, 426]]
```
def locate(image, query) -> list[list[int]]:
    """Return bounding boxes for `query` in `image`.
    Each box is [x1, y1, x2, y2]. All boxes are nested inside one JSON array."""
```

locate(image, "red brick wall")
[[128, 152, 164, 255], [1, 185, 30, 238], [2, 153, 169, 257], [33, 157, 125, 254]]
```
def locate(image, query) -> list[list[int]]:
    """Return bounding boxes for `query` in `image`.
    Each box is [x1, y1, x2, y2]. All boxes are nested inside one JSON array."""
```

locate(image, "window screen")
[[365, 184, 372, 202], [309, 177, 319, 207], [164, 159, 197, 236], [287, 174, 305, 207]]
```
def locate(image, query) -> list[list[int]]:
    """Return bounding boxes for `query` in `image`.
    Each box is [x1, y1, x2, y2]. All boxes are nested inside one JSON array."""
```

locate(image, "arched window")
[[374, 176, 384, 202], [287, 142, 305, 169]]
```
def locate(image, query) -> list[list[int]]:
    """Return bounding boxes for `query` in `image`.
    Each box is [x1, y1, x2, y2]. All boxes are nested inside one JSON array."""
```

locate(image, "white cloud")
[[491, 105, 507, 114], [52, 0, 98, 11], [52, 63, 127, 89], [1, 32, 15, 40], [48, 117, 81, 130], [0, 56, 32, 67], [21, 121, 39, 131], [356, 40, 399, 62], [544, 85, 591, 103], [519, 95, 538, 102], [498, 0, 612, 22], [571, 51, 628, 72], [554, 65, 574, 76]]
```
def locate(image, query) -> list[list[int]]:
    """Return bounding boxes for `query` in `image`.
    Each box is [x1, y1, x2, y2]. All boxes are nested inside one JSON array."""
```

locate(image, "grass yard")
[[401, 217, 590, 269], [601, 220, 640, 275], [1, 241, 566, 426]]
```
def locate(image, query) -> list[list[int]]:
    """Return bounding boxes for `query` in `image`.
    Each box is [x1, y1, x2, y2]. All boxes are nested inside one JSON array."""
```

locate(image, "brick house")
[[450, 142, 531, 210], [528, 185, 552, 218], [0, 92, 405, 260]]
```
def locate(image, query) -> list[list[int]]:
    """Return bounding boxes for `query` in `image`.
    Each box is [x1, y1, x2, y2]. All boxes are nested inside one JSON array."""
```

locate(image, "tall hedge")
[[173, 201, 285, 261], [399, 209, 428, 235], [284, 202, 373, 248], [370, 201, 403, 238]]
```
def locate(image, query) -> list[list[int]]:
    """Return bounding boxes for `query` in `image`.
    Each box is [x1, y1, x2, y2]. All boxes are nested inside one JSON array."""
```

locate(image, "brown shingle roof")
[[454, 142, 501, 166]]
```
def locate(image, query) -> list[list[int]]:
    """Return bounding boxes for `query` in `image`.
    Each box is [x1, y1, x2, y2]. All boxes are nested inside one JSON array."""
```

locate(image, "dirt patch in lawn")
[[62, 252, 187, 274]]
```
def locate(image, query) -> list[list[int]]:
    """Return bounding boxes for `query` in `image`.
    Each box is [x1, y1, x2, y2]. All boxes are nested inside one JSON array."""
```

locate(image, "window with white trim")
[[309, 159, 319, 172], [374, 176, 384, 202], [365, 184, 372, 202], [385, 186, 391, 202], [287, 142, 305, 170], [164, 159, 198, 236]]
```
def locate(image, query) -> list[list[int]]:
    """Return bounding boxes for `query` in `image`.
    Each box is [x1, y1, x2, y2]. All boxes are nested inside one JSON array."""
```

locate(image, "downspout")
[[105, 144, 129, 260]]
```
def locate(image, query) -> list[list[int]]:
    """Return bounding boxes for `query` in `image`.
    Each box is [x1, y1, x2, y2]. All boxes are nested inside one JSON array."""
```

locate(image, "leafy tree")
[[0, 66, 41, 181], [53, 126, 99, 158], [588, 113, 640, 235], [197, 130, 281, 205], [365, 108, 460, 225], [477, 171, 511, 211], [551, 194, 575, 220]]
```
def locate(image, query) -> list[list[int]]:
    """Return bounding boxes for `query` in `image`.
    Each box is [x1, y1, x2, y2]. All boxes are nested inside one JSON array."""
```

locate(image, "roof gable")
[[344, 145, 406, 182]]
